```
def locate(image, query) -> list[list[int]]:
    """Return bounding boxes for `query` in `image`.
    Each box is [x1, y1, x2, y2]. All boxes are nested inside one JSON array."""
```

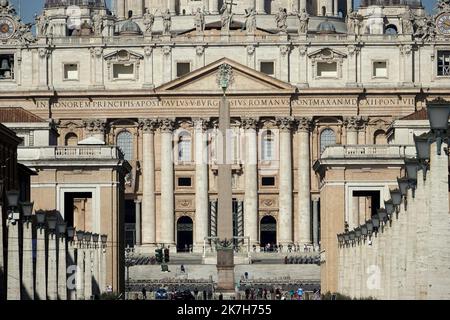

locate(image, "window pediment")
[[308, 48, 347, 62], [104, 50, 143, 62]]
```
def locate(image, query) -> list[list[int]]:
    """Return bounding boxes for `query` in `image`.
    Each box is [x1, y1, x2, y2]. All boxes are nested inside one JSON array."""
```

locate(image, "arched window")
[[385, 24, 398, 35], [262, 130, 275, 161], [320, 128, 336, 153], [65, 132, 78, 146], [374, 129, 387, 145], [117, 130, 133, 161], [178, 131, 192, 162]]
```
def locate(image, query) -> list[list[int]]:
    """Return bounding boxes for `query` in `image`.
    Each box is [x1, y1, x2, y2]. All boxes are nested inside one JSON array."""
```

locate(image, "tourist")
[[244, 271, 249, 279], [142, 287, 147, 300], [181, 264, 185, 273]]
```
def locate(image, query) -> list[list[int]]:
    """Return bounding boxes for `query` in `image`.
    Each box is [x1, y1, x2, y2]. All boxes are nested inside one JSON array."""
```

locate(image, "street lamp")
[[366, 220, 374, 236], [427, 99, 450, 155], [343, 233, 350, 244], [76, 230, 85, 242], [36, 210, 46, 227], [355, 227, 362, 240], [384, 200, 394, 220], [372, 214, 380, 233], [101, 234, 108, 245], [67, 227, 75, 241], [84, 232, 92, 243], [46, 213, 58, 233], [6, 190, 20, 222], [414, 133, 430, 180], [361, 224, 368, 238], [92, 233, 99, 243], [20, 201, 34, 221], [57, 222, 67, 236], [337, 233, 344, 246], [390, 188, 402, 214], [377, 208, 387, 224]]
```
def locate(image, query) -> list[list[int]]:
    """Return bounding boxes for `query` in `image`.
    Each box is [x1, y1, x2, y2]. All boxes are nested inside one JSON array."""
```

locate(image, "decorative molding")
[[276, 117, 294, 131], [143, 46, 153, 57], [241, 117, 258, 130], [83, 119, 107, 133], [195, 45, 205, 56], [296, 117, 312, 132], [162, 46, 172, 56], [139, 118, 158, 132], [280, 45, 290, 56], [159, 118, 175, 132], [246, 45, 255, 56]]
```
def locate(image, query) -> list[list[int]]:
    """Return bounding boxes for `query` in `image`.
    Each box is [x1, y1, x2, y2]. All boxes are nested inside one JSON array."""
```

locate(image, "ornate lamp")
[[355, 227, 362, 239], [36, 210, 46, 226], [343, 233, 350, 243], [385, 200, 394, 218], [84, 232, 92, 243], [349, 231, 356, 242], [413, 133, 430, 161], [57, 222, 67, 236], [46, 213, 58, 232], [405, 158, 419, 180], [67, 227, 75, 240], [361, 224, 368, 237], [372, 214, 380, 230], [337, 234, 344, 245], [92, 233, 99, 243], [20, 201, 34, 221], [390, 188, 402, 214], [427, 100, 450, 155], [6, 190, 20, 209], [397, 177, 409, 197], [366, 220, 374, 235], [76, 230, 85, 242], [101, 234, 108, 245]]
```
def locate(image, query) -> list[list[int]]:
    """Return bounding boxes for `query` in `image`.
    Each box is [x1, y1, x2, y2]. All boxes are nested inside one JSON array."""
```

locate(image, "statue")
[[18, 23, 35, 43], [401, 8, 415, 34], [143, 8, 155, 34], [220, 2, 234, 31], [437, 0, 450, 12], [414, 16, 436, 41], [162, 9, 171, 36], [275, 8, 287, 33], [0, 0, 14, 14], [92, 14, 104, 36], [194, 7, 205, 32], [244, 8, 256, 34], [347, 11, 362, 35], [297, 8, 309, 34], [35, 12, 49, 37]]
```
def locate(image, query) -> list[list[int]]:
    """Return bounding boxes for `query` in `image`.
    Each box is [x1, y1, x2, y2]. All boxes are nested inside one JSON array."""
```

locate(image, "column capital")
[[344, 116, 367, 131], [139, 118, 158, 132], [193, 118, 210, 131], [241, 117, 259, 130], [83, 118, 107, 133], [159, 118, 175, 132], [276, 117, 295, 132], [295, 117, 313, 132]]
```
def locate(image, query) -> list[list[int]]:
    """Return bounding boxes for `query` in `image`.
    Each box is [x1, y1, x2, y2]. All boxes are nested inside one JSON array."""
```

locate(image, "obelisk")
[[216, 63, 235, 292]]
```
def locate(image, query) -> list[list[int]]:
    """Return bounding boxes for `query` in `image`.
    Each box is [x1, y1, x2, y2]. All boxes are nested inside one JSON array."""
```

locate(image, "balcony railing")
[[17, 146, 124, 161], [320, 144, 416, 159]]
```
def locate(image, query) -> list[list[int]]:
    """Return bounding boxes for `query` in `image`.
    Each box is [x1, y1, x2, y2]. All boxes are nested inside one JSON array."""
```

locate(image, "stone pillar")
[[57, 230, 67, 300], [347, 0, 353, 13], [345, 117, 358, 145], [92, 238, 100, 297], [140, 119, 158, 251], [168, 0, 176, 13], [162, 46, 172, 83], [7, 218, 20, 300], [143, 47, 154, 88], [90, 47, 104, 88], [242, 118, 259, 247], [256, 0, 265, 13], [326, 0, 333, 16], [400, 45, 413, 85], [346, 45, 359, 85], [84, 242, 92, 300], [67, 240, 76, 300], [427, 141, 450, 299], [0, 202, 3, 301], [312, 199, 319, 245], [76, 241, 85, 300], [35, 227, 47, 300], [404, 186, 417, 299], [299, 0, 307, 12], [297, 117, 312, 245], [277, 118, 294, 248], [22, 219, 34, 300], [415, 169, 427, 299], [279, 46, 290, 82], [159, 119, 176, 248], [134, 200, 141, 246], [47, 233, 58, 300], [333, 0, 338, 16], [194, 119, 210, 251], [298, 47, 308, 86], [210, 0, 219, 14], [83, 119, 107, 143], [38, 48, 49, 89]]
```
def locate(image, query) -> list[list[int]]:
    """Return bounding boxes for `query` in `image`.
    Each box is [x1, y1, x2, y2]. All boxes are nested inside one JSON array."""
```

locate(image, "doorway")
[[260, 215, 277, 249], [176, 216, 193, 252]]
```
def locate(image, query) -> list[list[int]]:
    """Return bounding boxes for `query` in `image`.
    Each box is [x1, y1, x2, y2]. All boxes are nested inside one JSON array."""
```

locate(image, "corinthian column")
[[140, 119, 158, 252], [210, 0, 219, 14], [168, 0, 176, 14], [256, 0, 265, 13], [277, 117, 294, 248], [297, 117, 312, 245], [345, 117, 358, 145], [242, 118, 259, 247], [83, 119, 107, 143], [7, 217, 20, 300], [159, 119, 176, 249], [194, 119, 210, 252]]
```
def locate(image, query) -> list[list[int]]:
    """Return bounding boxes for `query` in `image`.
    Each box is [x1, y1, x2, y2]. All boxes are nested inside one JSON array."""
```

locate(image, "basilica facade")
[[1, 0, 450, 292]]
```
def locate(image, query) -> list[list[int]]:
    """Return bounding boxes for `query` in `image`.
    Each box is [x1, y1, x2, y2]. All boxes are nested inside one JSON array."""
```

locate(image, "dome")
[[317, 20, 336, 33], [120, 19, 142, 35], [45, 0, 106, 8]]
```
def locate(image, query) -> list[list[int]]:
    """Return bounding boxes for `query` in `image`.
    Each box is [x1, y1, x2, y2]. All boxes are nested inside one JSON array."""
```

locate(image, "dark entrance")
[[260, 215, 277, 249], [177, 216, 193, 252]]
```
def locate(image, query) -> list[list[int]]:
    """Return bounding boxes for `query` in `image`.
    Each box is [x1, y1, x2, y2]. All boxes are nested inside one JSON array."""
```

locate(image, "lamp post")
[[76, 230, 85, 300], [427, 99, 450, 155], [84, 232, 92, 300], [366, 220, 374, 238], [384, 200, 394, 222], [46, 212, 58, 300], [390, 189, 402, 215], [67, 227, 76, 300], [35, 210, 47, 300], [91, 233, 100, 298], [100, 234, 107, 294], [20, 201, 34, 300], [6, 190, 21, 300], [57, 222, 67, 300], [361, 224, 368, 240], [413, 133, 431, 180], [372, 214, 380, 235], [405, 158, 418, 198]]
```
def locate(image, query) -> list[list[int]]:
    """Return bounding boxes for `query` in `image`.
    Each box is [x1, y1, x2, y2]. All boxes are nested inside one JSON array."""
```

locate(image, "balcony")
[[17, 145, 124, 161], [320, 144, 416, 160]]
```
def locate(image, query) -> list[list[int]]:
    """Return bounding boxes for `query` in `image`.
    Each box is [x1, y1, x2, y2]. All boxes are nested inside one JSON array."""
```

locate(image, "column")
[[279, 46, 290, 82], [57, 230, 67, 300], [22, 219, 34, 300], [345, 117, 358, 145], [290, 0, 298, 14], [140, 119, 158, 250], [326, 0, 333, 16], [47, 233, 58, 300], [299, 0, 306, 12], [210, 0, 219, 14], [162, 46, 172, 82], [7, 218, 20, 300], [415, 169, 427, 299], [84, 242, 92, 300], [83, 119, 107, 143], [38, 48, 48, 89], [347, 0, 353, 13], [168, 0, 176, 14], [277, 118, 294, 248], [0, 202, 3, 301], [243, 118, 259, 247], [76, 241, 85, 300], [194, 119, 210, 251], [143, 47, 154, 88], [256, 0, 265, 14], [135, 200, 142, 246], [159, 119, 176, 248], [312, 199, 319, 246], [92, 238, 100, 297], [67, 239, 76, 300], [35, 226, 47, 300], [401, 45, 413, 85], [333, 0, 338, 16], [90, 47, 104, 88], [297, 117, 312, 245]]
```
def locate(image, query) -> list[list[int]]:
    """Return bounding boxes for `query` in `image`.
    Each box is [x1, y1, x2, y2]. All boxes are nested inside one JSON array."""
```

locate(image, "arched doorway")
[[260, 216, 277, 249], [177, 216, 193, 252]]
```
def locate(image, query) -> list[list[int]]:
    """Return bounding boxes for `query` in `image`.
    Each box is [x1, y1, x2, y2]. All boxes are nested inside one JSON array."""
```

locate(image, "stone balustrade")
[[17, 146, 124, 160], [321, 144, 416, 159]]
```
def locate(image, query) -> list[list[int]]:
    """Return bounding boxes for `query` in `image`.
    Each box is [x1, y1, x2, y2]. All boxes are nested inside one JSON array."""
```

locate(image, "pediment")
[[104, 49, 143, 61], [308, 48, 347, 60], [155, 58, 296, 94]]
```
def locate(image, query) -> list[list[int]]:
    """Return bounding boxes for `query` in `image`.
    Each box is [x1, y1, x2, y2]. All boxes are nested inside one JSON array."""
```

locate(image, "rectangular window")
[[176, 62, 191, 77], [64, 63, 79, 80], [437, 51, 450, 76], [260, 61, 275, 76], [178, 177, 192, 187], [113, 63, 134, 79], [373, 61, 387, 78], [317, 62, 337, 77], [0, 54, 14, 80], [261, 177, 276, 186]]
